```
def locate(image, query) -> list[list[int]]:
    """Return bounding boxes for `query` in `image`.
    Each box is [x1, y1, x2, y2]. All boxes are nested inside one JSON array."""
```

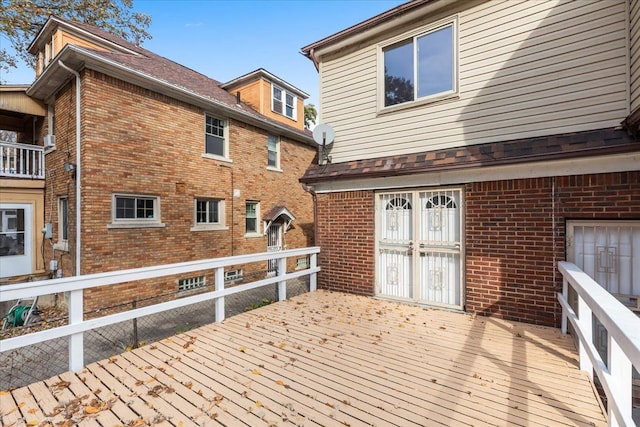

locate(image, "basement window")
[[178, 276, 206, 292]]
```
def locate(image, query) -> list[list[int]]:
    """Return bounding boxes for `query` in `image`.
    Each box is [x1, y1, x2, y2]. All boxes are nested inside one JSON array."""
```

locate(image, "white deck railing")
[[558, 261, 640, 427], [0, 247, 319, 372], [0, 142, 45, 179]]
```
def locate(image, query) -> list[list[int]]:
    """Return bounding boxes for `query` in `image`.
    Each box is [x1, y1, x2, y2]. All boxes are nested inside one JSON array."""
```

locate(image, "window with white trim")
[[195, 198, 223, 225], [112, 194, 160, 225], [382, 19, 457, 108], [296, 256, 309, 270], [272, 84, 297, 119], [178, 275, 206, 292], [205, 114, 227, 158], [246, 201, 259, 234], [58, 196, 68, 243], [224, 269, 243, 283], [267, 135, 280, 169]]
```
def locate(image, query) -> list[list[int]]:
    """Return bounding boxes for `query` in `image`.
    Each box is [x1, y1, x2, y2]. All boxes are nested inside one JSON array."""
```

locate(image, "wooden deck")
[[1, 290, 606, 426]]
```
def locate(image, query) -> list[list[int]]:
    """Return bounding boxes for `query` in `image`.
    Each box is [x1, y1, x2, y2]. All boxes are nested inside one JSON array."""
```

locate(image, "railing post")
[[561, 277, 568, 334], [215, 267, 225, 322], [277, 256, 286, 302], [609, 335, 632, 427], [68, 289, 84, 372], [310, 253, 317, 292], [577, 293, 593, 379]]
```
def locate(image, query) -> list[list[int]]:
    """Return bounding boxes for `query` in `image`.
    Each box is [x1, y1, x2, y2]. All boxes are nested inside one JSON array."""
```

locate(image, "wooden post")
[[561, 278, 568, 334], [310, 253, 317, 292], [609, 336, 632, 427], [215, 267, 225, 323], [277, 256, 286, 302], [68, 289, 84, 372], [577, 294, 593, 379]]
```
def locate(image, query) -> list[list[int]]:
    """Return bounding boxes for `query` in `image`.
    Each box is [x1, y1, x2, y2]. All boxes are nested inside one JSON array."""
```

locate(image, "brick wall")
[[316, 190, 376, 295], [314, 172, 639, 327], [45, 70, 315, 310]]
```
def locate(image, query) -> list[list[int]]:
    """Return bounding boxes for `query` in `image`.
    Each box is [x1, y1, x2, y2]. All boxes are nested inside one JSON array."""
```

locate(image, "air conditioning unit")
[[44, 134, 56, 149]]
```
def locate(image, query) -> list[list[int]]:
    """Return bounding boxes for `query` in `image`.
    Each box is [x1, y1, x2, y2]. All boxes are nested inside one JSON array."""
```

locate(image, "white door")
[[267, 223, 282, 276], [376, 189, 464, 309], [0, 204, 32, 278]]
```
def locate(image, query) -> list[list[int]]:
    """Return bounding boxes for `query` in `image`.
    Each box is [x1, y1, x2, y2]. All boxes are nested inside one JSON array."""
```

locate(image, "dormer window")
[[272, 84, 296, 120]]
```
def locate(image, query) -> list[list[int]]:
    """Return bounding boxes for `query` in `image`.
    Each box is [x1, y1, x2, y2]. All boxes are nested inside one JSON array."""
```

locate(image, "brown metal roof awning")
[[263, 206, 295, 234]]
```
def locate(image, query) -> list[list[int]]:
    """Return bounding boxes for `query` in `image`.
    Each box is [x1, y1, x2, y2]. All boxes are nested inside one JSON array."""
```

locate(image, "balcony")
[[0, 142, 45, 179], [1, 250, 637, 426]]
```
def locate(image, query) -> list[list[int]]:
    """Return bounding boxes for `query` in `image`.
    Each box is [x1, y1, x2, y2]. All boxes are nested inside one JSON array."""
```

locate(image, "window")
[[110, 194, 163, 228], [382, 20, 456, 108], [272, 84, 297, 119], [246, 201, 259, 235], [196, 199, 221, 225], [224, 269, 243, 283], [296, 257, 309, 270], [178, 276, 206, 292], [205, 114, 227, 158], [267, 135, 280, 169], [58, 196, 68, 243]]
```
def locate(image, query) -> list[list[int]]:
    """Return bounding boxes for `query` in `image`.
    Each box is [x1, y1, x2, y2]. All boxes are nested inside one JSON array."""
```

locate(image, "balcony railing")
[[0, 142, 45, 179], [558, 261, 640, 427], [0, 247, 320, 373]]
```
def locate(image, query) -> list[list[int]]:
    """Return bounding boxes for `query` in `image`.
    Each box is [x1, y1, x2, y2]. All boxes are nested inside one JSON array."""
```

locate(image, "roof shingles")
[[300, 128, 638, 184]]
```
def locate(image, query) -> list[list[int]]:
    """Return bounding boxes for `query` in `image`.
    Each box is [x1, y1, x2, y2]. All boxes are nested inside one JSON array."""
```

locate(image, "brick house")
[[0, 86, 47, 283], [300, 0, 640, 327], [21, 16, 316, 309]]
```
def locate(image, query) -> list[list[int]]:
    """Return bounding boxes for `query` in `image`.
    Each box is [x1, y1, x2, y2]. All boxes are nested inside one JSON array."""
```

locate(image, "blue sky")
[[2, 0, 406, 118]]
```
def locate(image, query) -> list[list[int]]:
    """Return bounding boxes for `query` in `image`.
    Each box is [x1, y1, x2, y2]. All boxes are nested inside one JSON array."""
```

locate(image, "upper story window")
[[381, 19, 457, 108], [109, 194, 164, 229], [272, 84, 297, 120], [205, 114, 228, 159], [267, 135, 280, 170]]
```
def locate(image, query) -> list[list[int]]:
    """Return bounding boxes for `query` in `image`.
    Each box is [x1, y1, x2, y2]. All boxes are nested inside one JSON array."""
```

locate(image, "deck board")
[[0, 290, 607, 426]]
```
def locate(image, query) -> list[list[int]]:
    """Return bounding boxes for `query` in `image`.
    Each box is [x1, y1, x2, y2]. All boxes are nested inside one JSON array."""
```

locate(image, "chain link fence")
[[0, 276, 309, 390]]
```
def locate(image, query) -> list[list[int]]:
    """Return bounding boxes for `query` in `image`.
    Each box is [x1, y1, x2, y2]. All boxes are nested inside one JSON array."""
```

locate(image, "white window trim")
[[224, 269, 243, 284], [53, 196, 68, 252], [271, 83, 297, 120], [191, 198, 229, 232], [267, 135, 282, 171], [245, 201, 261, 237], [178, 275, 207, 293], [203, 113, 231, 161], [108, 193, 165, 229], [377, 16, 459, 114]]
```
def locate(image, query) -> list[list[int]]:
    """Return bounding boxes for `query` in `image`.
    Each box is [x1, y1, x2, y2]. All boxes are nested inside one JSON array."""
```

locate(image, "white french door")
[[376, 188, 464, 309]]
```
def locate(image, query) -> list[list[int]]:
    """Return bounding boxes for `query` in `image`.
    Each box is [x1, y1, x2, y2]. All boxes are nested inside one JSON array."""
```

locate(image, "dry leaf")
[[0, 390, 9, 396], [275, 380, 284, 386], [84, 406, 100, 414], [239, 346, 247, 353], [26, 421, 39, 426], [251, 369, 262, 375]]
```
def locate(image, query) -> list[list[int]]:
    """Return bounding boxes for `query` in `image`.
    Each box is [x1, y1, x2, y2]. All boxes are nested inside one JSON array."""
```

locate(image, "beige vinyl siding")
[[630, 0, 640, 111], [319, 0, 629, 163]]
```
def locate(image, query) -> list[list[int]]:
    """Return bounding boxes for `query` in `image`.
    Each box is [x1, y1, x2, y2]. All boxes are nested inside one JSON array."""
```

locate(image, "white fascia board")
[[311, 151, 640, 193]]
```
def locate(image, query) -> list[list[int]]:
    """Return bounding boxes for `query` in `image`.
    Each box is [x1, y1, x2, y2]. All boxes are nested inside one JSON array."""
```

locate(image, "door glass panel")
[[0, 208, 25, 256]]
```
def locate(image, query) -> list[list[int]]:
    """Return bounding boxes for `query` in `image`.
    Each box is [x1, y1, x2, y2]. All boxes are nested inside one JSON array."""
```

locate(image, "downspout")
[[59, 60, 84, 372], [58, 60, 81, 276], [302, 183, 318, 246]]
